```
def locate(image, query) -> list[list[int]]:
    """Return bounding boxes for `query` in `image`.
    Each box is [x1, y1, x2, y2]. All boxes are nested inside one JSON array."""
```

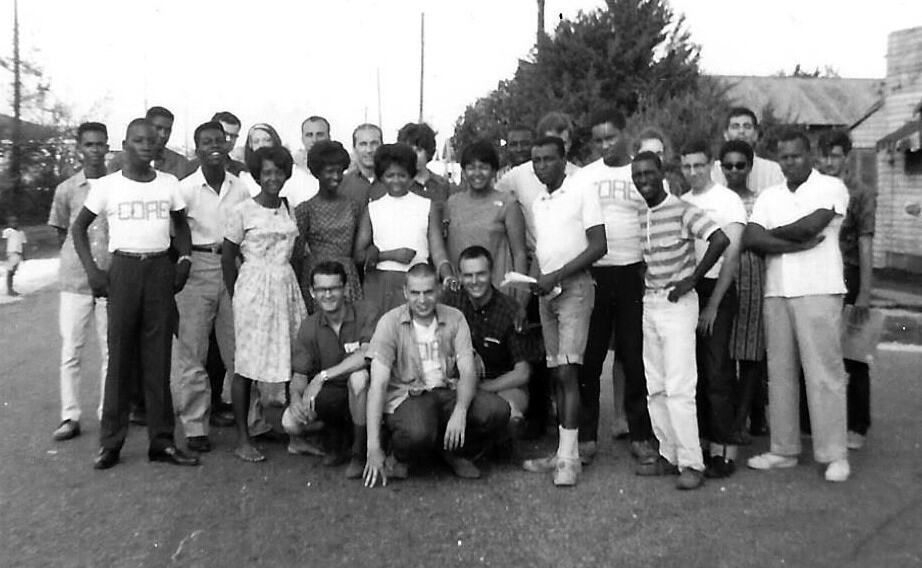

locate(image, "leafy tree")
[[452, 0, 708, 159]]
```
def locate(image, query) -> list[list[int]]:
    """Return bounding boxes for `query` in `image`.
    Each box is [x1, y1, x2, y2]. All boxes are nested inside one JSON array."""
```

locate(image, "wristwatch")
[[319, 370, 329, 383], [177, 255, 192, 265]]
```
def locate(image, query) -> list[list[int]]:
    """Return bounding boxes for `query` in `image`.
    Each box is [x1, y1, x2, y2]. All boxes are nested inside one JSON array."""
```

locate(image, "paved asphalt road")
[[1, 286, 921, 568]]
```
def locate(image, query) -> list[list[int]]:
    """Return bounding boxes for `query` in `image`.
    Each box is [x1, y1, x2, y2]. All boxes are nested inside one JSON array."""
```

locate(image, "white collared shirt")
[[179, 168, 251, 246], [532, 175, 604, 274], [497, 160, 580, 254], [749, 170, 849, 297], [681, 182, 747, 279]]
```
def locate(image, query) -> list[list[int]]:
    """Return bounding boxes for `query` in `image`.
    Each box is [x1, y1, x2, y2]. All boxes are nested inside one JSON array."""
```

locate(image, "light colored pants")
[[642, 290, 704, 471], [763, 295, 847, 463], [170, 253, 235, 437], [59, 292, 108, 422]]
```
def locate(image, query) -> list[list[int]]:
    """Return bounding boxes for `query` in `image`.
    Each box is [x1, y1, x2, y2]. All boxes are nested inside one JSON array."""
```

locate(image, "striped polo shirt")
[[639, 193, 718, 291]]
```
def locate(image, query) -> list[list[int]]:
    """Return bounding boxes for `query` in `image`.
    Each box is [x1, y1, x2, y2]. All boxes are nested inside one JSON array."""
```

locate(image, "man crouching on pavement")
[[283, 261, 380, 479], [363, 263, 510, 486]]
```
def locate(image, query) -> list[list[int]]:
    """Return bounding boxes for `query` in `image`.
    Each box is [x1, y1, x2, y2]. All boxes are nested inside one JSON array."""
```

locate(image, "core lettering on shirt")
[[117, 200, 172, 221]]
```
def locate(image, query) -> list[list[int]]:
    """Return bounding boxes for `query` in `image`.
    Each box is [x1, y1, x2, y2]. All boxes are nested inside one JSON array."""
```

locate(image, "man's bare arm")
[[769, 208, 835, 243]]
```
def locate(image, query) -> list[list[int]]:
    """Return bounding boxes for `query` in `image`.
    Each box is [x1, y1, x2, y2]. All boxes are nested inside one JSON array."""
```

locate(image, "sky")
[[1, 0, 920, 155]]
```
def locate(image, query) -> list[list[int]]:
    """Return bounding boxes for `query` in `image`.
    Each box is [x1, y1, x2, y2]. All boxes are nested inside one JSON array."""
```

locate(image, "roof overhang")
[[878, 120, 922, 152]]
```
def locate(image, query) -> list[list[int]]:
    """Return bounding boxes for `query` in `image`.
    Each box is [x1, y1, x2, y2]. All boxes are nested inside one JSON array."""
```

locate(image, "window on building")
[[906, 149, 922, 175]]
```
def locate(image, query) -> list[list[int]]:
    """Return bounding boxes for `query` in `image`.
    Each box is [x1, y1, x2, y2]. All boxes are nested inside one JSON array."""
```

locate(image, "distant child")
[[3, 215, 27, 296]]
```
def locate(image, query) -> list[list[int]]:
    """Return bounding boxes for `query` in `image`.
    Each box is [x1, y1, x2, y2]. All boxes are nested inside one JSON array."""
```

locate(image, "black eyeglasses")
[[721, 162, 749, 171]]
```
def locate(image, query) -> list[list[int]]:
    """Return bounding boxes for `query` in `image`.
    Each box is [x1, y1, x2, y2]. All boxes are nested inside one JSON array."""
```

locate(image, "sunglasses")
[[721, 162, 749, 171]]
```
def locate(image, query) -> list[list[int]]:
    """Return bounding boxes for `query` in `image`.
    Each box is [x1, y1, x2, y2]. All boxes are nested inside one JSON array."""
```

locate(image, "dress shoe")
[[578, 441, 598, 465], [635, 456, 679, 476], [149, 446, 201, 466], [53, 420, 81, 441], [209, 411, 235, 428], [93, 448, 120, 470], [186, 436, 212, 453], [440, 452, 481, 479], [384, 454, 409, 479], [676, 467, 705, 490], [345, 456, 365, 479], [704, 455, 736, 479], [630, 439, 659, 463]]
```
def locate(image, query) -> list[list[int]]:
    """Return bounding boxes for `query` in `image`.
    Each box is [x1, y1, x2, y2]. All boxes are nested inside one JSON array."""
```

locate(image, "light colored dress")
[[443, 189, 516, 289], [225, 199, 307, 382]]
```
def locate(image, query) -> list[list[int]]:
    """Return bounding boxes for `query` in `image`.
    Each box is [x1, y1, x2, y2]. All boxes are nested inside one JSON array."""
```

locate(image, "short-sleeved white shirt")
[[569, 159, 645, 266], [532, 175, 604, 274], [681, 182, 747, 279], [368, 191, 431, 272], [711, 155, 785, 194], [2, 227, 26, 254], [84, 170, 186, 253], [496, 160, 580, 254], [179, 168, 251, 246], [749, 170, 849, 297]]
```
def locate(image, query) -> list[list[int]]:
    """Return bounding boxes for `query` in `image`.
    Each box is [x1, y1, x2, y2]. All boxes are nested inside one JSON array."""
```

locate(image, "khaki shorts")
[[538, 271, 595, 367]]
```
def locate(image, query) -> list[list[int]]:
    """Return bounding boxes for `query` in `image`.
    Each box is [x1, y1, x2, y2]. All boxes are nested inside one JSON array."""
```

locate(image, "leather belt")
[[113, 250, 169, 260], [191, 244, 223, 255]]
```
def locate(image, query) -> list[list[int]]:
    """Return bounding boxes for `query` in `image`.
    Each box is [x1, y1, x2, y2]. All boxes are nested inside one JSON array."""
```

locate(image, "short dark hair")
[[726, 107, 758, 129], [310, 260, 347, 288], [193, 121, 225, 147], [406, 262, 437, 282], [373, 143, 418, 179], [211, 111, 241, 127], [125, 117, 151, 139], [306, 140, 351, 177], [249, 146, 294, 184], [397, 122, 437, 162], [536, 111, 574, 137], [146, 106, 174, 122], [818, 129, 852, 156], [352, 123, 383, 148], [718, 140, 754, 164], [587, 107, 626, 131], [458, 245, 493, 271], [776, 127, 812, 153], [77, 122, 107, 142], [302, 115, 330, 132], [633, 150, 663, 171], [531, 136, 566, 159], [460, 140, 500, 171], [679, 139, 712, 161], [507, 124, 534, 138]]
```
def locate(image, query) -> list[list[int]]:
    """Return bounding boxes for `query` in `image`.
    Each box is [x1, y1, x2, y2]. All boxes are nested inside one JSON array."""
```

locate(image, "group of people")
[[41, 101, 874, 491]]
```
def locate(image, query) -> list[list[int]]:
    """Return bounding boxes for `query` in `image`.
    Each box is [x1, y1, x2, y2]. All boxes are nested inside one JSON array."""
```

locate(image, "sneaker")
[[847, 431, 866, 450], [52, 420, 81, 441], [630, 439, 659, 463], [747, 452, 797, 470], [824, 459, 850, 482], [676, 468, 705, 490], [522, 454, 557, 473], [578, 441, 597, 465], [440, 452, 481, 479], [553, 457, 581, 487], [186, 436, 212, 453], [704, 455, 736, 479], [635, 456, 679, 476]]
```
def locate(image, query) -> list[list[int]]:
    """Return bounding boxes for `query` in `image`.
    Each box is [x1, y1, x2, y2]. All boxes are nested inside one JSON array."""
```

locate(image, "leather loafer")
[[93, 448, 120, 470], [53, 420, 81, 441], [186, 436, 212, 453], [149, 446, 201, 466]]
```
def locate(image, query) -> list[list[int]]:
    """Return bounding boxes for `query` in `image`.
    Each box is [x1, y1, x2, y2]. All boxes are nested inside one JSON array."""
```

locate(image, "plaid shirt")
[[442, 288, 541, 378]]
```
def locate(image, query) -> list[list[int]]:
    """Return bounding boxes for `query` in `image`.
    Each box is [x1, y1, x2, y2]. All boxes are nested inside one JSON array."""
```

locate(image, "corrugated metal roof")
[[715, 75, 884, 127]]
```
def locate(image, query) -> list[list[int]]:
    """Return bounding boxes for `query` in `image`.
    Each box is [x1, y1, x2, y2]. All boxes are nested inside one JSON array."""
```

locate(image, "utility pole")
[[9, 0, 23, 210], [418, 12, 425, 123], [376, 67, 383, 130], [537, 0, 545, 44]]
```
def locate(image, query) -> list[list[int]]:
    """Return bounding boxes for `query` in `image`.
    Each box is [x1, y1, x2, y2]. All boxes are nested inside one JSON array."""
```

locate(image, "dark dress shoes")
[[186, 436, 212, 453], [93, 448, 120, 470], [149, 446, 201, 466]]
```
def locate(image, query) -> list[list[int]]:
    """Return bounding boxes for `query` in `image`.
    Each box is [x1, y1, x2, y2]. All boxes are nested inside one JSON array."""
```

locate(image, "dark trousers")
[[385, 388, 510, 462], [100, 254, 176, 452], [578, 263, 653, 442], [206, 329, 226, 409], [694, 278, 738, 445], [844, 263, 871, 434], [316, 379, 351, 428]]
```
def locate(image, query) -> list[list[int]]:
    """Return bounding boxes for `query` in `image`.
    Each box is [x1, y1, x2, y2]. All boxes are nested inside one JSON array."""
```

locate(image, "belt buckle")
[[138, 251, 152, 261]]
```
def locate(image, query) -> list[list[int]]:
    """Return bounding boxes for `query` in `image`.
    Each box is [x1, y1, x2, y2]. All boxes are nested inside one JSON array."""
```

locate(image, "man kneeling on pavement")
[[283, 261, 380, 479], [363, 263, 511, 487]]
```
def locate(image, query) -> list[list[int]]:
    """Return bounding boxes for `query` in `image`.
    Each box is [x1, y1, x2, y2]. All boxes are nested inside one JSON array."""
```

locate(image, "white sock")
[[557, 427, 579, 460]]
